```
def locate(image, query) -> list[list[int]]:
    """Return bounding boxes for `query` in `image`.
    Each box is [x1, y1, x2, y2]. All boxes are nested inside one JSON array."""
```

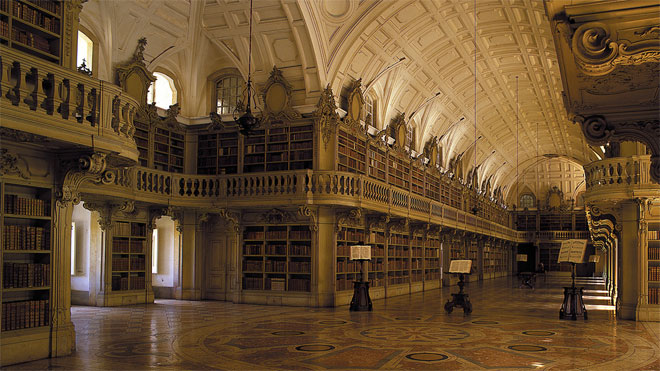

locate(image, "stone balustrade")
[[584, 155, 655, 192], [90, 167, 518, 241], [0, 46, 139, 162]]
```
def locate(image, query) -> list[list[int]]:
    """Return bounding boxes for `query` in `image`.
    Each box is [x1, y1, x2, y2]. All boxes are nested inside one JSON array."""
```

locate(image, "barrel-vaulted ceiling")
[[80, 0, 595, 202]]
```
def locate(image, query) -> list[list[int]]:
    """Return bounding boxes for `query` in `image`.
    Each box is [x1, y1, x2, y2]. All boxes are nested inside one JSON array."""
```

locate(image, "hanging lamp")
[[234, 0, 260, 136]]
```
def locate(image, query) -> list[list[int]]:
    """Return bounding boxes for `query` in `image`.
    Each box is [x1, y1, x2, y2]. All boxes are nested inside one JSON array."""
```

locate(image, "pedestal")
[[559, 286, 587, 320], [350, 281, 372, 311], [444, 273, 472, 315]]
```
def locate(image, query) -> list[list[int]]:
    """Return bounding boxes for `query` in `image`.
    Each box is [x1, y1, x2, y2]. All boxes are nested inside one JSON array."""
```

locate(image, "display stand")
[[349, 245, 372, 311], [516, 254, 535, 289], [444, 260, 472, 314], [558, 240, 588, 320]]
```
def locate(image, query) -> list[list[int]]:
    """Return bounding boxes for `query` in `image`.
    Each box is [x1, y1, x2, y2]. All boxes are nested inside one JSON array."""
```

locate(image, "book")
[[557, 239, 587, 263], [350, 245, 371, 260], [449, 259, 472, 274]]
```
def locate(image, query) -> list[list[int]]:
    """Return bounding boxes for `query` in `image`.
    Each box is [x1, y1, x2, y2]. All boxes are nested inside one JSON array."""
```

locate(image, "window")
[[216, 76, 244, 115], [152, 229, 159, 274], [77, 30, 93, 73], [147, 72, 178, 109], [364, 95, 374, 126], [71, 222, 76, 275], [520, 194, 535, 209]]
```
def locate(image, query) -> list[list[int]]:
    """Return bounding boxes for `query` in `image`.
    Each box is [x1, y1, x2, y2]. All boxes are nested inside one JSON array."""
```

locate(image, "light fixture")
[[234, 0, 260, 136]]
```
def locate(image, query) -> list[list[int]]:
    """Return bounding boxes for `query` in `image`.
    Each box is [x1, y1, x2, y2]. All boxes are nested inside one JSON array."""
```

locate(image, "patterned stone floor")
[[8, 276, 660, 370]]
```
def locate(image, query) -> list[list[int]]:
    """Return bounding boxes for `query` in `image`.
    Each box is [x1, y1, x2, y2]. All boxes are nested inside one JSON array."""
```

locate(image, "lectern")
[[444, 260, 472, 314], [349, 245, 372, 311], [558, 239, 588, 320]]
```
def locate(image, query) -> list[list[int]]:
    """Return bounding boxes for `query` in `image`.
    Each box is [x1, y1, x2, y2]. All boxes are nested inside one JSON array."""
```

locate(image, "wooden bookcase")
[[335, 227, 364, 291], [241, 225, 312, 292], [387, 154, 410, 190], [411, 165, 424, 196], [133, 120, 150, 167], [242, 124, 314, 173], [648, 222, 660, 305], [153, 127, 184, 173], [516, 213, 537, 231], [1, 182, 52, 332], [411, 234, 424, 283], [367, 144, 386, 181], [337, 129, 366, 174], [425, 235, 441, 281], [197, 131, 239, 175], [448, 182, 462, 209], [468, 240, 479, 276], [110, 221, 147, 291], [387, 231, 409, 286], [425, 172, 441, 202], [0, 0, 62, 64], [367, 230, 385, 288]]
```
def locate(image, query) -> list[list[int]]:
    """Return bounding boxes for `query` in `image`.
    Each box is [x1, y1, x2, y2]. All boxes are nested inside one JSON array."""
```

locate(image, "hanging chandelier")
[[234, 0, 260, 136]]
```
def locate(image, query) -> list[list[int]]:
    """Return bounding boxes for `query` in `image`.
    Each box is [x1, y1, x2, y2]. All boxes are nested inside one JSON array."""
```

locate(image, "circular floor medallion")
[[405, 353, 449, 362], [318, 320, 347, 325], [295, 344, 335, 352], [472, 320, 499, 325], [522, 330, 555, 336], [508, 345, 547, 352], [272, 330, 304, 336]]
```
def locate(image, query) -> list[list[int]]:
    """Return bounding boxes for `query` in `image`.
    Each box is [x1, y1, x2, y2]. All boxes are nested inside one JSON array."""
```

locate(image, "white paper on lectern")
[[449, 259, 472, 273], [350, 245, 371, 260], [558, 239, 587, 263], [516, 254, 528, 262]]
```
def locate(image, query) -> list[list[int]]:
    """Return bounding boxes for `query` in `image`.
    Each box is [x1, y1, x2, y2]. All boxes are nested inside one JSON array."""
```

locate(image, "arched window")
[[364, 95, 375, 127], [216, 76, 244, 115], [76, 30, 93, 74], [147, 72, 178, 109], [520, 193, 535, 209]]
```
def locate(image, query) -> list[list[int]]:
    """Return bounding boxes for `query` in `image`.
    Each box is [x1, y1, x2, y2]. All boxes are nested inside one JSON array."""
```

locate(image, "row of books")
[[387, 249, 410, 258], [3, 225, 49, 250], [389, 235, 410, 245], [387, 260, 411, 270], [0, 20, 8, 38], [649, 231, 660, 240], [264, 260, 287, 273], [287, 278, 310, 292], [649, 266, 660, 282], [289, 244, 311, 255], [290, 151, 313, 161], [3, 262, 50, 288], [25, 0, 60, 15], [111, 257, 145, 271], [4, 195, 49, 216], [288, 261, 310, 273], [266, 230, 288, 239], [11, 26, 51, 53], [1, 299, 49, 331], [112, 240, 144, 253], [243, 261, 263, 272], [337, 229, 364, 242], [265, 245, 286, 255], [13, 1, 60, 33], [111, 275, 146, 291], [649, 288, 660, 305], [649, 247, 660, 260], [0, 0, 7, 13], [243, 277, 263, 290]]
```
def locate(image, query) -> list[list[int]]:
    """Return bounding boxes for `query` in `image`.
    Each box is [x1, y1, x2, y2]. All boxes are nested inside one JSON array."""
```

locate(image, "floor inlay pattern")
[[7, 276, 660, 370]]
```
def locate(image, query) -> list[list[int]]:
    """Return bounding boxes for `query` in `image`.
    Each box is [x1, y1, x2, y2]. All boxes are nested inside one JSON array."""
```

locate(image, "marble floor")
[[8, 275, 660, 370]]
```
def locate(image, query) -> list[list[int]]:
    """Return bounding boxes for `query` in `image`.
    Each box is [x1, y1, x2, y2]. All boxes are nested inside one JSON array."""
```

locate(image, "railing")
[[106, 167, 519, 240], [518, 231, 590, 241], [0, 46, 139, 162], [584, 155, 655, 191]]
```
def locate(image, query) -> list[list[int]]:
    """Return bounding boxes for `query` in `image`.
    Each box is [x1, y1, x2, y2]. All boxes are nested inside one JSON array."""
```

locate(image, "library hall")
[[0, 0, 659, 369]]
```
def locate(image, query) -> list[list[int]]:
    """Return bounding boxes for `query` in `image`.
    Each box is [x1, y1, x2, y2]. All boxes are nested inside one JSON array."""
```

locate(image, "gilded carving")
[[116, 38, 156, 106], [367, 214, 389, 231], [312, 85, 339, 149], [344, 79, 364, 132], [388, 112, 409, 152], [57, 153, 115, 207], [218, 208, 240, 232], [336, 208, 362, 232], [163, 103, 183, 131], [82, 202, 113, 231], [387, 218, 408, 233], [297, 206, 318, 232], [206, 112, 224, 132], [0, 149, 28, 179], [261, 208, 295, 224], [260, 66, 301, 124]]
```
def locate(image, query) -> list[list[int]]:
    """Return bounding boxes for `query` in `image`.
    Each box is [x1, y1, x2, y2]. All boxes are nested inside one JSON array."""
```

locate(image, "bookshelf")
[[1, 182, 52, 332], [197, 131, 239, 175], [425, 172, 441, 202], [133, 119, 149, 167], [367, 144, 386, 181], [1, 0, 62, 64], [367, 230, 385, 288], [387, 231, 409, 286], [468, 240, 478, 276], [648, 222, 659, 305], [516, 212, 537, 231], [411, 233, 424, 283], [241, 225, 312, 292], [411, 165, 424, 196], [387, 154, 410, 190], [337, 129, 366, 174], [242, 124, 313, 173], [425, 235, 441, 282], [539, 242, 562, 272], [336, 227, 364, 291], [110, 221, 147, 291], [153, 127, 184, 173]]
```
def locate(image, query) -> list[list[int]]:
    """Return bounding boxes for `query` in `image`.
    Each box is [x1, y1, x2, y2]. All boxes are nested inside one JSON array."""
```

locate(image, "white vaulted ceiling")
[[80, 0, 593, 203]]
